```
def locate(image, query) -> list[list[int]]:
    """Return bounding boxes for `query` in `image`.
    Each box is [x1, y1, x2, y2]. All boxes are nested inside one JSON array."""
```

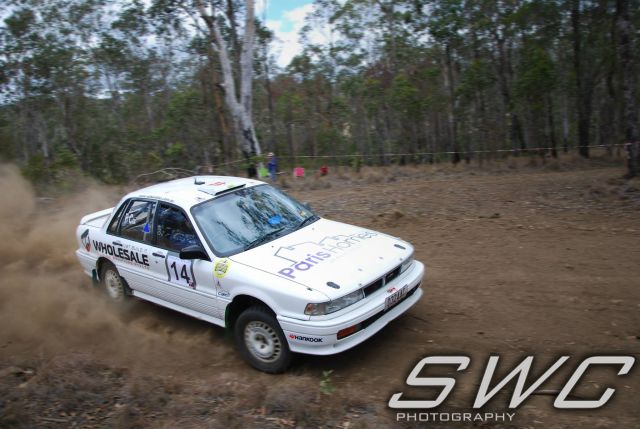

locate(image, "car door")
[[106, 198, 162, 296], [149, 203, 221, 319]]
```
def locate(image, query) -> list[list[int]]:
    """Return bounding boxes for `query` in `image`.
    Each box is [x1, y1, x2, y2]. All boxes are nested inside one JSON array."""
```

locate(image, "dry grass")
[[279, 149, 628, 194], [0, 353, 391, 428]]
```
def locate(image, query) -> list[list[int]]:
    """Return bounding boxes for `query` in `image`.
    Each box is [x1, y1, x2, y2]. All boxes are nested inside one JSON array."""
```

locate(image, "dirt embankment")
[[1, 163, 639, 428]]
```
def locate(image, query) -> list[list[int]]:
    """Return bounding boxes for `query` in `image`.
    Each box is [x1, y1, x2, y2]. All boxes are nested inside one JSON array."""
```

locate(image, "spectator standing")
[[267, 152, 277, 181]]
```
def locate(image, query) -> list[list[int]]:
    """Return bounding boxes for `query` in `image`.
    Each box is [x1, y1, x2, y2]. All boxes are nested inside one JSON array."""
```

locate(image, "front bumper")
[[279, 260, 425, 355]]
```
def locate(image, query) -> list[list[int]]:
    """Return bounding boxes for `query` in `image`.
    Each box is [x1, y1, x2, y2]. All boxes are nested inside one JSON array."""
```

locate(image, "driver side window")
[[120, 200, 156, 243], [156, 204, 199, 252]]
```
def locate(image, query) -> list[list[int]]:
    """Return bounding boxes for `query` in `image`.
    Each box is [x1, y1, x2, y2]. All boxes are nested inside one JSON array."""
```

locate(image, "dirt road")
[[1, 163, 639, 428]]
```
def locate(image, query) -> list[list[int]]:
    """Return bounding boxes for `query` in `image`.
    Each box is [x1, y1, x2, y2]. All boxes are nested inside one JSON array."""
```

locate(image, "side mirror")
[[180, 244, 210, 261]]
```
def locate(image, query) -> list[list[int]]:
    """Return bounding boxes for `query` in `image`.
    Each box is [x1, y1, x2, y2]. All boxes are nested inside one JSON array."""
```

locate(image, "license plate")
[[385, 285, 409, 310]]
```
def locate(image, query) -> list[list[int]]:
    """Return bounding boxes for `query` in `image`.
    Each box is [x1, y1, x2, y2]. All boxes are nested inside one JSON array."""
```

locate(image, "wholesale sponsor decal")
[[275, 231, 378, 279], [92, 240, 150, 268], [389, 355, 635, 424]]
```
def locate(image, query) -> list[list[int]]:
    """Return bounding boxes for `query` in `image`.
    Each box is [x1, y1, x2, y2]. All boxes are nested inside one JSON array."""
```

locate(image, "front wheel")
[[100, 263, 128, 302], [234, 306, 292, 373]]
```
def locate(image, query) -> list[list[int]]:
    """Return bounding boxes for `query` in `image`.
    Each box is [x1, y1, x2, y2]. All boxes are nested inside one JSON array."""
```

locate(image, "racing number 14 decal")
[[166, 254, 196, 289], [170, 260, 190, 282]]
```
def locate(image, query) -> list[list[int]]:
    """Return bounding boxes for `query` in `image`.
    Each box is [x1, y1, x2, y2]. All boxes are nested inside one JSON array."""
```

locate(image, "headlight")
[[304, 289, 365, 316]]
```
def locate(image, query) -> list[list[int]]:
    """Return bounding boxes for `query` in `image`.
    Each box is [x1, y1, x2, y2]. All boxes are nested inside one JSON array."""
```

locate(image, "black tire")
[[100, 262, 128, 302], [234, 306, 292, 373]]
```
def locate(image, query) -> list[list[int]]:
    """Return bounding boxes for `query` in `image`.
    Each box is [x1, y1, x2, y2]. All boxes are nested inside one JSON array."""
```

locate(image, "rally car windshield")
[[191, 184, 317, 257]]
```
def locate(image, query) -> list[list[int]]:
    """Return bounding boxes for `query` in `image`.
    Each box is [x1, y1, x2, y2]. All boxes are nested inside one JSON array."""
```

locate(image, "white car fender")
[[225, 284, 312, 321], [221, 269, 320, 320]]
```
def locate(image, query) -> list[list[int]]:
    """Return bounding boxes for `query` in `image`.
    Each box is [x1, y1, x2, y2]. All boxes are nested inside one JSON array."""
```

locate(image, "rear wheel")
[[100, 263, 127, 302], [234, 306, 291, 373]]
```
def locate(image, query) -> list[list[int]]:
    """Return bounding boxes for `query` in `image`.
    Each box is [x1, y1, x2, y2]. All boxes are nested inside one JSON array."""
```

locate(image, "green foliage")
[[319, 370, 336, 395], [4, 8, 36, 38], [350, 154, 362, 172], [0, 112, 14, 160], [164, 143, 185, 162], [514, 43, 556, 103], [389, 73, 422, 118], [22, 154, 48, 184], [51, 147, 79, 170], [21, 146, 80, 186], [241, 155, 265, 170], [314, 128, 335, 156], [457, 59, 495, 102], [428, 0, 465, 45], [166, 90, 202, 128], [0, 0, 635, 186]]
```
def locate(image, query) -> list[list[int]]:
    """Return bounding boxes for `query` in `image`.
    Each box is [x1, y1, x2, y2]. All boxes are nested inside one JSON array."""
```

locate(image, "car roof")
[[125, 176, 264, 208]]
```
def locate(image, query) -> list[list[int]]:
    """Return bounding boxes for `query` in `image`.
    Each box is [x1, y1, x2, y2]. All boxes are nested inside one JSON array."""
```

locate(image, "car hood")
[[230, 218, 413, 300]]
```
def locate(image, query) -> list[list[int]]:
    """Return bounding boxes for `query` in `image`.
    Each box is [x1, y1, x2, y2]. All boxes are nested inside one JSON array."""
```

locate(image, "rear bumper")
[[279, 260, 425, 355], [76, 249, 97, 277]]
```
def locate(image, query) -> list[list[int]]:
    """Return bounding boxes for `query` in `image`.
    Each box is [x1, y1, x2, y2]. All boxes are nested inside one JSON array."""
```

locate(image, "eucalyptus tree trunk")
[[443, 43, 460, 164], [197, 0, 262, 170], [491, 29, 524, 154], [572, 0, 593, 158], [263, 57, 277, 154], [616, 0, 639, 177]]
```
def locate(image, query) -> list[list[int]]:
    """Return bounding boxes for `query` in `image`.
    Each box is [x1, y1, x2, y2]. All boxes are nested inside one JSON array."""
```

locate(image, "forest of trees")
[[0, 0, 638, 184]]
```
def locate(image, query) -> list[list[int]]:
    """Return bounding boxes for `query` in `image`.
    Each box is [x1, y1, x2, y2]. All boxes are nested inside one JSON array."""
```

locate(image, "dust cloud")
[[0, 165, 234, 373], [0, 165, 354, 427]]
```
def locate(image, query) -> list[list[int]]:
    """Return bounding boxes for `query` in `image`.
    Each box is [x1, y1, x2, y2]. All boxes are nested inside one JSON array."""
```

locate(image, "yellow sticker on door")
[[214, 258, 231, 278]]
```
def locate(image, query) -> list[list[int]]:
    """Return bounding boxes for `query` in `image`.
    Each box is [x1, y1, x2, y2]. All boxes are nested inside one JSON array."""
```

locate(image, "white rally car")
[[75, 176, 424, 372]]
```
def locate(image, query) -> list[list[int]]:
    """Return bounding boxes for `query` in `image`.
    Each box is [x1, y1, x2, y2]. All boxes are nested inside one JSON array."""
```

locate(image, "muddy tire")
[[100, 262, 128, 302], [234, 306, 291, 373]]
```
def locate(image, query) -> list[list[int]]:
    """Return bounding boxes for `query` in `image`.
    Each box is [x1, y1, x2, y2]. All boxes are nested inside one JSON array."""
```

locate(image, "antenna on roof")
[[194, 177, 205, 185]]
